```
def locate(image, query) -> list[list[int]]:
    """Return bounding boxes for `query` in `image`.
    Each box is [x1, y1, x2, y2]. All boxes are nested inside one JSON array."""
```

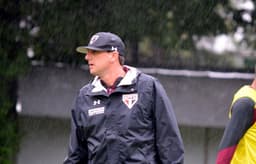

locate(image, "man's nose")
[[85, 53, 89, 61]]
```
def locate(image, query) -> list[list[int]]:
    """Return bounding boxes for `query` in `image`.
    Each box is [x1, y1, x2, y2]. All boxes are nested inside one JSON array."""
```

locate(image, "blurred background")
[[0, 0, 255, 163]]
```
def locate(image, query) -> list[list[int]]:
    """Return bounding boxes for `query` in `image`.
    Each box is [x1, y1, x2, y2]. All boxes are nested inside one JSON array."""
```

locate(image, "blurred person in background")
[[216, 65, 256, 164], [63, 32, 184, 164]]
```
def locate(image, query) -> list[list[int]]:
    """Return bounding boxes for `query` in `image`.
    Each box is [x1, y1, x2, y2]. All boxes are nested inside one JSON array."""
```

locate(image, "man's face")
[[85, 49, 112, 76]]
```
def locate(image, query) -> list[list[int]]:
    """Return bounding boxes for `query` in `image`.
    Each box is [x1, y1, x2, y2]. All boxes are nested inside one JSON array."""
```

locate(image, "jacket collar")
[[91, 65, 139, 93]]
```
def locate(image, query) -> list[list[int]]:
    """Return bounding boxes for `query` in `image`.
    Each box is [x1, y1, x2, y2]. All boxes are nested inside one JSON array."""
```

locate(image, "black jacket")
[[64, 66, 184, 164]]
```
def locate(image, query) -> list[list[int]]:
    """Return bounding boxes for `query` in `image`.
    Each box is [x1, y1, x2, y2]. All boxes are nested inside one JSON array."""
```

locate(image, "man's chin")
[[89, 70, 97, 76]]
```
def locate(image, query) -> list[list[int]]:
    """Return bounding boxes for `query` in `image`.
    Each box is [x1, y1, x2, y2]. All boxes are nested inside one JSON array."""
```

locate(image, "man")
[[63, 32, 184, 164], [216, 70, 256, 164]]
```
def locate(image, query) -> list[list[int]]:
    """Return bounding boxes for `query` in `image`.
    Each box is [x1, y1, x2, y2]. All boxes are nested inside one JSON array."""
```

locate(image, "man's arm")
[[63, 108, 88, 164], [153, 79, 184, 164], [216, 97, 254, 164]]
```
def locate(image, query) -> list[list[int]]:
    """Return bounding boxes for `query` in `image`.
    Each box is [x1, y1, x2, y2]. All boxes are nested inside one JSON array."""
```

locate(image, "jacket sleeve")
[[153, 79, 184, 164], [63, 97, 88, 164], [216, 97, 254, 164]]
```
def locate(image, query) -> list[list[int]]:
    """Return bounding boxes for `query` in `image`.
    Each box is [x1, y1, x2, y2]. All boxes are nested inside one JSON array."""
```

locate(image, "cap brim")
[[76, 46, 106, 54]]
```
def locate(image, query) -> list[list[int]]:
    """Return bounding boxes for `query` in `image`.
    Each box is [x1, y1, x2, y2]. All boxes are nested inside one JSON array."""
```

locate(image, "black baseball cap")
[[76, 32, 125, 56]]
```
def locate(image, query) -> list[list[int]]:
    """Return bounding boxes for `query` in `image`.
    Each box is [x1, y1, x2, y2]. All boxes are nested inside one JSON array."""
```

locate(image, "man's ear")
[[110, 51, 119, 62]]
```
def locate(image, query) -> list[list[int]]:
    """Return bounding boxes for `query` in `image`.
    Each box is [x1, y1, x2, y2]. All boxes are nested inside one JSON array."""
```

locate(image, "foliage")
[[22, 0, 256, 68], [0, 0, 28, 163], [0, 87, 19, 164], [18, 0, 254, 71]]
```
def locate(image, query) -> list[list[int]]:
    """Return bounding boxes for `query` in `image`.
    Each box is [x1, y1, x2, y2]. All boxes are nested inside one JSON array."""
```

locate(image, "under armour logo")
[[111, 46, 117, 51], [93, 99, 101, 105]]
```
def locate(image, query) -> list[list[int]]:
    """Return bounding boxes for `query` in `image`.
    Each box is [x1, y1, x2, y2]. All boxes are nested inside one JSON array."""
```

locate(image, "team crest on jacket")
[[122, 93, 138, 109]]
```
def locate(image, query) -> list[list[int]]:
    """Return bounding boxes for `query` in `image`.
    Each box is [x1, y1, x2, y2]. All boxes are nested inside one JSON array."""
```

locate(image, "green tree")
[[0, 0, 28, 163], [21, 0, 235, 70]]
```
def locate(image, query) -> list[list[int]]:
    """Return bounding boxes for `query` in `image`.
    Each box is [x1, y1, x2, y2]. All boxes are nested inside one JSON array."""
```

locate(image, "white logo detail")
[[122, 93, 138, 109], [93, 99, 101, 105], [89, 35, 99, 44], [88, 107, 105, 116], [111, 46, 118, 51]]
